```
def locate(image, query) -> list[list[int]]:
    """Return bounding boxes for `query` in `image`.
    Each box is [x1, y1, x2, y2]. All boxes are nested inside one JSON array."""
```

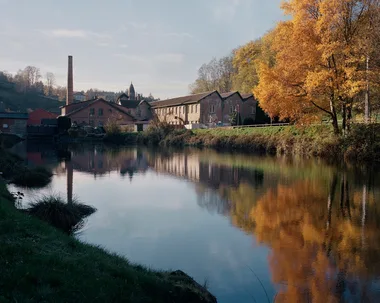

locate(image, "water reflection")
[[8, 142, 380, 302]]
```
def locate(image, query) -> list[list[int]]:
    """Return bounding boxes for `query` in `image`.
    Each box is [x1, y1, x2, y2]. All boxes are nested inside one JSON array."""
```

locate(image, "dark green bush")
[[27, 195, 97, 234], [11, 167, 52, 188], [243, 117, 255, 125]]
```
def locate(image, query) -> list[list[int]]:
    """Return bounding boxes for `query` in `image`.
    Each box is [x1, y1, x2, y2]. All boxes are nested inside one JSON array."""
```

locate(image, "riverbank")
[[137, 124, 380, 162], [0, 150, 216, 303]]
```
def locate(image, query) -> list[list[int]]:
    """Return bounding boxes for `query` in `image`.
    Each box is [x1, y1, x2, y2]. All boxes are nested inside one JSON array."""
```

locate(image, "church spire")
[[129, 82, 136, 100]]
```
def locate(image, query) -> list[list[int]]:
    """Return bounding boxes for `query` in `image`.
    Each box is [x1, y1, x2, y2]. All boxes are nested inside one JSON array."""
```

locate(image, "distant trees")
[[189, 54, 235, 94], [45, 72, 56, 96]]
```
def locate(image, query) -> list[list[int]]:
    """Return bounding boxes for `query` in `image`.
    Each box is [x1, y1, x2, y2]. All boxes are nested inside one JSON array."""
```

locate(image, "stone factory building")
[[151, 90, 257, 126]]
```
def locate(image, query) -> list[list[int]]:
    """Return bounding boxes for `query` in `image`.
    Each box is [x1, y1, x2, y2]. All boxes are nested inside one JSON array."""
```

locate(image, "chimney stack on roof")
[[66, 55, 73, 106]]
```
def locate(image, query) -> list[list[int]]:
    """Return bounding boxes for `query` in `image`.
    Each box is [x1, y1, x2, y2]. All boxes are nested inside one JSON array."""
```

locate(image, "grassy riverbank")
[[138, 124, 380, 162], [0, 150, 216, 303]]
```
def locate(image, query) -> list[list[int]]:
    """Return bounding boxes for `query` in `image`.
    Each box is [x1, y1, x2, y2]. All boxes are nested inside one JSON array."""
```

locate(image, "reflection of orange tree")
[[249, 179, 380, 302]]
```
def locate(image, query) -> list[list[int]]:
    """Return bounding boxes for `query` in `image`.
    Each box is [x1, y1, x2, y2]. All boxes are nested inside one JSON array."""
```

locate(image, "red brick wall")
[[199, 92, 224, 124], [68, 101, 134, 126]]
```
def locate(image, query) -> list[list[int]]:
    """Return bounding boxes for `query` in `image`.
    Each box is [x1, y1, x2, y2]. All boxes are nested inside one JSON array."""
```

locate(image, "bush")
[[11, 167, 53, 188], [104, 119, 121, 136], [27, 195, 97, 234], [243, 117, 255, 125], [57, 116, 71, 133], [68, 128, 79, 138]]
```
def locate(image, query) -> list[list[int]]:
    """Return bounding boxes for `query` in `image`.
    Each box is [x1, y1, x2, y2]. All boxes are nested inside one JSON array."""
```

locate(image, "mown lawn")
[[193, 124, 335, 139]]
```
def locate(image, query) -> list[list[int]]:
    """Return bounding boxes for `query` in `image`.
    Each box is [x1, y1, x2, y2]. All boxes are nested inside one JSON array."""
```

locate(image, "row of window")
[[89, 108, 113, 116], [155, 104, 199, 116], [156, 104, 256, 116]]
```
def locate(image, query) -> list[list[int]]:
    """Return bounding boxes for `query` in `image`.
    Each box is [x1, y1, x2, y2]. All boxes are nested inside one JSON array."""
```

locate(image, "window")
[[90, 108, 95, 116], [179, 107, 181, 114], [251, 106, 256, 115], [109, 109, 112, 113], [195, 104, 198, 113], [230, 105, 234, 113], [2, 124, 8, 129], [191, 105, 193, 113], [98, 108, 103, 116], [210, 105, 215, 113]]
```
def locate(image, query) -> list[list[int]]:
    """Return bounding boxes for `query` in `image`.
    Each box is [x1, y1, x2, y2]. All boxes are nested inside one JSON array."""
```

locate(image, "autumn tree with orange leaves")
[[254, 0, 380, 134]]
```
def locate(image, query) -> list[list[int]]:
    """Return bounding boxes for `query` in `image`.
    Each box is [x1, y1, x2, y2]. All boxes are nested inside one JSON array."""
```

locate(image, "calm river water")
[[8, 142, 380, 303]]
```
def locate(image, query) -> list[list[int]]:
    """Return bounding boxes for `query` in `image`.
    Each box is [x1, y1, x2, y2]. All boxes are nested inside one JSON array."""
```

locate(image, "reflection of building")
[[69, 147, 149, 180], [151, 152, 200, 182], [149, 150, 263, 189]]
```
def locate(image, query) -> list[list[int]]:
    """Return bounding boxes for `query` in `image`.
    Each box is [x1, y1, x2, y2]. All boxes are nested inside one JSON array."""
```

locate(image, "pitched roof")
[[117, 93, 129, 100], [60, 99, 94, 109], [220, 91, 242, 99], [65, 98, 135, 119], [241, 93, 254, 100], [119, 100, 140, 109], [150, 91, 218, 108], [0, 112, 28, 119], [27, 109, 58, 125]]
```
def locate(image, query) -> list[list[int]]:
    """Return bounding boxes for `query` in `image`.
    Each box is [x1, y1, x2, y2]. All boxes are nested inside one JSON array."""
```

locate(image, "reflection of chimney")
[[66, 55, 73, 106], [66, 160, 73, 204]]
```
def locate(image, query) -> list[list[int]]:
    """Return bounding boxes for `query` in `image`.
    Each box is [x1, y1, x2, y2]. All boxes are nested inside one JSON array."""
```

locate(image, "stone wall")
[[222, 94, 243, 124], [241, 96, 257, 123], [199, 92, 224, 125]]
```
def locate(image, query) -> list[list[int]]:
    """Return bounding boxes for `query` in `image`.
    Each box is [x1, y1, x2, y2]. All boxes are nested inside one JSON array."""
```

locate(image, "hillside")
[[0, 86, 64, 114]]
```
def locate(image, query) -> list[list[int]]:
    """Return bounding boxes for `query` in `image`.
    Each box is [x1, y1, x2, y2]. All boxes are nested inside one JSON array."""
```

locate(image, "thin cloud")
[[44, 29, 87, 38], [155, 53, 185, 64], [212, 0, 248, 21], [120, 44, 128, 48], [113, 53, 148, 63], [41, 29, 111, 40], [128, 21, 148, 30], [163, 32, 193, 39]]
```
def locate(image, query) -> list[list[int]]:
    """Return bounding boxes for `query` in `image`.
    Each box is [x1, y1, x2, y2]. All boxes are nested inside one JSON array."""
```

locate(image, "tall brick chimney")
[[66, 55, 73, 106]]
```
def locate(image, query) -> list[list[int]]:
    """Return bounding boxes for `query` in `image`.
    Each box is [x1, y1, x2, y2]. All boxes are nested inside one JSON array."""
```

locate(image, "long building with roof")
[[150, 90, 258, 126]]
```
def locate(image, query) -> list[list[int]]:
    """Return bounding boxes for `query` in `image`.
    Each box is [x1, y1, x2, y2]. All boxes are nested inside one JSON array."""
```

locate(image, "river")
[[8, 142, 380, 303]]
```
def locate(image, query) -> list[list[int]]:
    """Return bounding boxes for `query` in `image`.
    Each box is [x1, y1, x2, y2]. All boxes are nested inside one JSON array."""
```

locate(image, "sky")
[[0, 0, 284, 99]]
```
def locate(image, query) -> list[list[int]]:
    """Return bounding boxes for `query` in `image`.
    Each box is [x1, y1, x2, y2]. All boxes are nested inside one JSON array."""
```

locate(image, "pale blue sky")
[[0, 0, 283, 98]]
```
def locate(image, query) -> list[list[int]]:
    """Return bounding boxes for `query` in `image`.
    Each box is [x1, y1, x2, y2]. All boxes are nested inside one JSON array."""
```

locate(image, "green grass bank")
[[0, 150, 217, 303], [137, 124, 380, 162]]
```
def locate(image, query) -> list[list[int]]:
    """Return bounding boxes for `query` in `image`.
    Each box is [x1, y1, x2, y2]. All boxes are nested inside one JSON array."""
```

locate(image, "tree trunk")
[[330, 95, 340, 135], [365, 55, 370, 124], [342, 103, 347, 135], [347, 102, 352, 133]]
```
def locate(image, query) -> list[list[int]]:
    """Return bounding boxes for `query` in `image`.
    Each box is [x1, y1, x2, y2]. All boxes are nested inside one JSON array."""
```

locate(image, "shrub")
[[11, 167, 52, 188], [243, 117, 255, 125], [27, 195, 97, 234], [68, 128, 79, 138], [57, 116, 71, 132], [104, 119, 121, 136]]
